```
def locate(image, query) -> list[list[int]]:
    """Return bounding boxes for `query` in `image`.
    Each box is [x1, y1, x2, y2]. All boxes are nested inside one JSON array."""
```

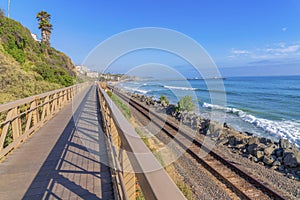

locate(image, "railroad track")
[[110, 87, 286, 200]]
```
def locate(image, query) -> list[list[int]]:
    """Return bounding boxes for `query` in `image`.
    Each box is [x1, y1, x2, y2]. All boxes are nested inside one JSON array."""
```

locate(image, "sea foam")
[[164, 85, 200, 91], [122, 86, 149, 94], [203, 102, 300, 147]]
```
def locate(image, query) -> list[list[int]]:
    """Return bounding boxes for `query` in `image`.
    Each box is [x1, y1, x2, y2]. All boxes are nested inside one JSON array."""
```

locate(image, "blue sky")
[[1, 0, 300, 77]]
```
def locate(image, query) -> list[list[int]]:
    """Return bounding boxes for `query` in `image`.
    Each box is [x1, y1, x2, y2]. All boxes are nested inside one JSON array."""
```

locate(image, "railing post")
[[32, 100, 39, 127], [11, 107, 21, 140], [0, 109, 13, 151], [110, 112, 120, 154], [121, 149, 136, 200], [41, 96, 50, 124], [51, 93, 58, 113]]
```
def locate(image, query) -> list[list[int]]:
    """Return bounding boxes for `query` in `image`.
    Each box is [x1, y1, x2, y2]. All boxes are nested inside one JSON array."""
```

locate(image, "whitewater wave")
[[142, 83, 162, 87], [203, 102, 300, 147], [164, 85, 201, 91], [122, 86, 149, 94], [164, 85, 229, 94]]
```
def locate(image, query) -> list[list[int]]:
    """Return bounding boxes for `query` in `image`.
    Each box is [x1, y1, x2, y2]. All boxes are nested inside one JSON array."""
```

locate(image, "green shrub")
[[159, 95, 169, 106], [0, 15, 76, 92], [177, 95, 195, 112], [106, 90, 113, 97]]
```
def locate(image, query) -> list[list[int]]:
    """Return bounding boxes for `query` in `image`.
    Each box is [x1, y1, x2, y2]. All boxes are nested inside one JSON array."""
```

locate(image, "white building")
[[86, 71, 99, 78], [31, 33, 40, 42], [75, 65, 89, 75]]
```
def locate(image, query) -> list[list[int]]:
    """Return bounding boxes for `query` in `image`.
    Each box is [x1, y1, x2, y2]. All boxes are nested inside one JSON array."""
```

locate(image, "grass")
[[176, 181, 194, 200], [135, 127, 194, 200], [107, 91, 131, 120]]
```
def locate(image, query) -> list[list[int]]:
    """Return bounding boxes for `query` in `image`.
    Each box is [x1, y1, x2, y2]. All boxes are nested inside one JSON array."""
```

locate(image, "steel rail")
[[112, 87, 286, 200]]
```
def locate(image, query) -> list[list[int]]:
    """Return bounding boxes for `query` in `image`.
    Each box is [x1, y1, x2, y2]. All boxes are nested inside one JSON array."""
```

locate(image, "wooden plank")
[[41, 96, 50, 122], [11, 107, 21, 140], [24, 101, 35, 133], [0, 110, 13, 151]]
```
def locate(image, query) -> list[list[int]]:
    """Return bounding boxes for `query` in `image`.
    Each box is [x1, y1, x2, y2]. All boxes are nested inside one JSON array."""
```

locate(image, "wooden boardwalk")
[[0, 85, 114, 200]]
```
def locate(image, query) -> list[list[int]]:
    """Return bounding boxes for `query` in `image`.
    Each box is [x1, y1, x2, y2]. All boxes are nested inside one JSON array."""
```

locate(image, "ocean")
[[115, 75, 300, 147]]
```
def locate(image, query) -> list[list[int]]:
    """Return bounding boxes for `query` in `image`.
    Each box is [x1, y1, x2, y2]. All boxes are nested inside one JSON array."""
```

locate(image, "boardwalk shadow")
[[22, 86, 114, 200]]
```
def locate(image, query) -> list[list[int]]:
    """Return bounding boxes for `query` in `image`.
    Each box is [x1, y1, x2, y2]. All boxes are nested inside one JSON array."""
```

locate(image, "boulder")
[[223, 123, 229, 128], [264, 145, 276, 156], [287, 173, 295, 180], [260, 137, 272, 145], [248, 136, 260, 145], [236, 144, 245, 149], [250, 156, 258, 163], [245, 131, 253, 136], [166, 105, 176, 115], [263, 156, 275, 165], [161, 100, 168, 107], [278, 165, 285, 172], [228, 136, 237, 146], [277, 157, 283, 163], [279, 138, 291, 149], [272, 160, 281, 166], [247, 143, 258, 155], [275, 148, 284, 157], [217, 138, 229, 146], [283, 152, 300, 168], [254, 150, 264, 160], [211, 129, 223, 139], [271, 166, 278, 170]]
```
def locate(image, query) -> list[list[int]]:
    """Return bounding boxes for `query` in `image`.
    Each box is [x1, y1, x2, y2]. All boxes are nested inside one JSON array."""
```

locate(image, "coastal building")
[[75, 65, 89, 75], [86, 71, 99, 78], [31, 33, 40, 42], [99, 73, 122, 81]]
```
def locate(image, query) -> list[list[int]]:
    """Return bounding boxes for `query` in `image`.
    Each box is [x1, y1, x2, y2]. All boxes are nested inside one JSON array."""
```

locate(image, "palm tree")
[[36, 11, 53, 46], [7, 0, 10, 18]]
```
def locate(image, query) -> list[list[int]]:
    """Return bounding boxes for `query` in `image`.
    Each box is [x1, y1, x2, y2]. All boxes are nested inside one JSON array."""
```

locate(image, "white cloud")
[[266, 45, 300, 53], [231, 49, 250, 55], [282, 27, 288, 32], [228, 43, 300, 61]]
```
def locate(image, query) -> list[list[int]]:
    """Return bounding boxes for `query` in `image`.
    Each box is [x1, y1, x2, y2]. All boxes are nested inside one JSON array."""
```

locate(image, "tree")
[[36, 11, 52, 46], [177, 95, 195, 112], [7, 0, 10, 18], [0, 8, 4, 17]]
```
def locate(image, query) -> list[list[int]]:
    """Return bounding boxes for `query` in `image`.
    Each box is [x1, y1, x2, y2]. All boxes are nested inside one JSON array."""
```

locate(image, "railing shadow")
[[22, 86, 114, 200]]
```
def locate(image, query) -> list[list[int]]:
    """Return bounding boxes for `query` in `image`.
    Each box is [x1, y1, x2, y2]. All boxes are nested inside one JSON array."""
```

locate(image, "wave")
[[142, 83, 162, 87], [203, 102, 300, 147], [164, 85, 230, 94], [164, 85, 202, 91], [122, 86, 149, 94]]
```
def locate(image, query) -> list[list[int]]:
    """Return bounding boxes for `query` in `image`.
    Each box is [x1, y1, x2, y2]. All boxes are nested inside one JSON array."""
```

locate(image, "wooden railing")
[[0, 83, 89, 158], [97, 82, 186, 200]]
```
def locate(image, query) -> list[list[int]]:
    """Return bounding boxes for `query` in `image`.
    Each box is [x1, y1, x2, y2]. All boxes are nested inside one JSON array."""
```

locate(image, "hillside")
[[0, 13, 77, 104]]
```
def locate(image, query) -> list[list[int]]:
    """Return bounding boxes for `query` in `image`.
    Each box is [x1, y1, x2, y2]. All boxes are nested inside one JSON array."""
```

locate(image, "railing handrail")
[[0, 84, 80, 113], [97, 83, 186, 200], [0, 82, 89, 159]]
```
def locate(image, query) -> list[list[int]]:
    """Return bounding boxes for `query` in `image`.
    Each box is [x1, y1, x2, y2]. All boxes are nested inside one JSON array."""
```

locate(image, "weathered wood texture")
[[0, 83, 88, 158], [0, 85, 114, 199], [97, 83, 186, 200]]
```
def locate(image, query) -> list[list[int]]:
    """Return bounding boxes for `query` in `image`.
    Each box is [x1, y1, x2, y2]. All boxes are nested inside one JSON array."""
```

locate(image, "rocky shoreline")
[[116, 88, 300, 181]]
